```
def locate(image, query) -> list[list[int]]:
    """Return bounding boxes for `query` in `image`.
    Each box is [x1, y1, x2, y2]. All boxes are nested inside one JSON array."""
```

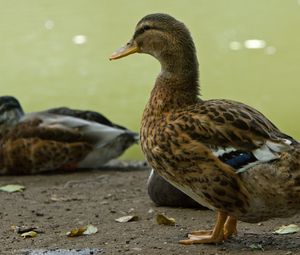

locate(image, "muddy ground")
[[0, 161, 299, 255]]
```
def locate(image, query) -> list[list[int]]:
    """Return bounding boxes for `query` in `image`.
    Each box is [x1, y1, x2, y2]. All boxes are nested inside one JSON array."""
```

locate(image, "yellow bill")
[[110, 40, 139, 60]]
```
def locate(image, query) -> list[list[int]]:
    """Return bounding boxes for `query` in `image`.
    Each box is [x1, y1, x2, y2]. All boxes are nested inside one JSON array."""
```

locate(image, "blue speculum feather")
[[219, 151, 257, 169]]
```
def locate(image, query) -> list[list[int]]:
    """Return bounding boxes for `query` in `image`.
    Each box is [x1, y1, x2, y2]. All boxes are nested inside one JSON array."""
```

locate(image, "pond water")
[[1, 0, 299, 159]]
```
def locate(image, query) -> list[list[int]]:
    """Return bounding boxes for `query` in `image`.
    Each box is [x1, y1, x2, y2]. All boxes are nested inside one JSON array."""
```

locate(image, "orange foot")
[[180, 212, 227, 245], [189, 230, 212, 236], [179, 232, 224, 244]]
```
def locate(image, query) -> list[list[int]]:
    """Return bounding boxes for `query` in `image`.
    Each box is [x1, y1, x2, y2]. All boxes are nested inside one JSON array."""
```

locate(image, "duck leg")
[[179, 211, 227, 244], [224, 216, 237, 239], [188, 215, 237, 239]]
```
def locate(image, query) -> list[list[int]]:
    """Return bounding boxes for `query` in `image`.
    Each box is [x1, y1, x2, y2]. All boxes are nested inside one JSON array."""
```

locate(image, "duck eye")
[[143, 25, 151, 31], [134, 25, 152, 38]]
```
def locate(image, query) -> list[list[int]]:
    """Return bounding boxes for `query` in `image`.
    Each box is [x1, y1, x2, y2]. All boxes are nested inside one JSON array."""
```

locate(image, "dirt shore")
[[0, 162, 299, 255]]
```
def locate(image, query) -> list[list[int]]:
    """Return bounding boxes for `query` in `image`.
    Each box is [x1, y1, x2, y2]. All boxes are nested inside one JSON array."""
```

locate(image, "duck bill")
[[109, 40, 139, 60]]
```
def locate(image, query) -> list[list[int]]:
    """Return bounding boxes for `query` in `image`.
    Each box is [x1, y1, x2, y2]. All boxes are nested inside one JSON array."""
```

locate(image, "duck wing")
[[46, 107, 127, 130], [171, 99, 297, 173], [21, 112, 137, 147]]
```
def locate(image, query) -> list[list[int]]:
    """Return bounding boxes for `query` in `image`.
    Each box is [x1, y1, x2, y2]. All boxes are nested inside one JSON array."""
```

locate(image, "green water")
[[1, 1, 299, 159]]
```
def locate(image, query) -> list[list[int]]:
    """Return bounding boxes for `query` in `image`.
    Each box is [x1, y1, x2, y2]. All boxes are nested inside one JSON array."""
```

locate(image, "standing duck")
[[0, 96, 138, 174], [110, 13, 300, 244]]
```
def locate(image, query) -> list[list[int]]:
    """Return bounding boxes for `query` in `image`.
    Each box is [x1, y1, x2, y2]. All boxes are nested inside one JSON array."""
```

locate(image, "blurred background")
[[0, 0, 299, 159]]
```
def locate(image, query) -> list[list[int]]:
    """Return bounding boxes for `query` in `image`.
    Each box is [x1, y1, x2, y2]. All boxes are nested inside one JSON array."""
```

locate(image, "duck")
[[0, 95, 139, 175], [147, 169, 205, 208], [110, 13, 300, 244]]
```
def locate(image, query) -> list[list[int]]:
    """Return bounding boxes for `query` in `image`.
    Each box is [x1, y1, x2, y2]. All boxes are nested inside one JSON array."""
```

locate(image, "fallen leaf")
[[83, 224, 98, 235], [156, 213, 176, 226], [274, 224, 300, 235], [21, 231, 37, 238], [0, 184, 25, 193], [66, 224, 98, 237], [66, 227, 87, 237], [11, 225, 44, 234], [50, 194, 67, 202], [115, 215, 139, 223]]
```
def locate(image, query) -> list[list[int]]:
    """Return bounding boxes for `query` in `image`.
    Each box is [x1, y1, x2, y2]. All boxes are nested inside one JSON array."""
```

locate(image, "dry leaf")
[[0, 184, 25, 193], [156, 213, 176, 226], [83, 224, 98, 235], [11, 225, 44, 234], [274, 224, 300, 235], [66, 224, 98, 237], [66, 227, 87, 237], [21, 231, 37, 238], [50, 194, 68, 202], [115, 215, 139, 223]]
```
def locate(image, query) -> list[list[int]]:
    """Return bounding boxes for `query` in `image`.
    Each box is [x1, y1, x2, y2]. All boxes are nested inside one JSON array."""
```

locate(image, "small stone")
[[104, 193, 113, 199], [148, 208, 154, 214], [131, 247, 142, 251], [128, 208, 135, 213]]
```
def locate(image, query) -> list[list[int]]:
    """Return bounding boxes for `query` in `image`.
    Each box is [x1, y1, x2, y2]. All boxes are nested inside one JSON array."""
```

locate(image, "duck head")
[[0, 96, 24, 137], [110, 13, 199, 78]]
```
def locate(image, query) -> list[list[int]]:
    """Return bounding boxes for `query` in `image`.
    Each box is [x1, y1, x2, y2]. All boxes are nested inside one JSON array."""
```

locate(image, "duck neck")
[[148, 50, 201, 114]]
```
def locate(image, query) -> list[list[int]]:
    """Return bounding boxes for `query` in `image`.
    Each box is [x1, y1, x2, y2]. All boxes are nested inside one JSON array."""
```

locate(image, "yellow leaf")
[[21, 231, 37, 238], [66, 227, 87, 237], [156, 213, 176, 226], [115, 215, 139, 223], [0, 184, 25, 193]]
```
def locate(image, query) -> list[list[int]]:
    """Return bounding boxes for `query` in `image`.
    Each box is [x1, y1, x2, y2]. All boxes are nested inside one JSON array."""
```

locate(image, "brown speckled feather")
[[141, 100, 253, 215], [0, 119, 92, 174], [165, 99, 295, 151]]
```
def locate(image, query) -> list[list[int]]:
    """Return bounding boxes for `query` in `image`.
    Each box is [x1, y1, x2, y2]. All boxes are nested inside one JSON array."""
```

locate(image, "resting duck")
[[110, 13, 300, 244], [147, 169, 204, 208], [0, 96, 138, 174]]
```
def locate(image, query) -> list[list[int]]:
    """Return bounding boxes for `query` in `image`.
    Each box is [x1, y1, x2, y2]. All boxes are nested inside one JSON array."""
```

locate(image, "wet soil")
[[0, 161, 299, 255]]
